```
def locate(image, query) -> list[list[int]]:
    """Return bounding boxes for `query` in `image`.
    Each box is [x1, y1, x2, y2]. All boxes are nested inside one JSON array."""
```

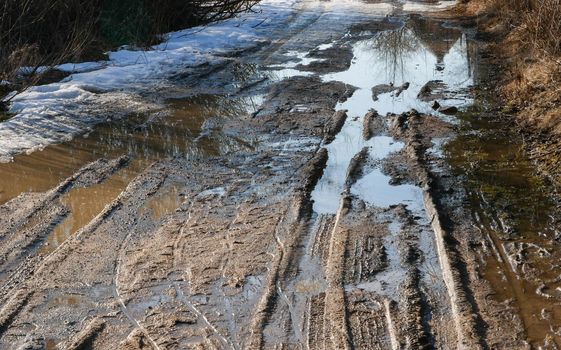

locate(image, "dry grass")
[[522, 0, 561, 56], [0, 0, 102, 79], [467, 0, 561, 119], [466, 0, 561, 55], [504, 59, 561, 131], [498, 0, 561, 135]]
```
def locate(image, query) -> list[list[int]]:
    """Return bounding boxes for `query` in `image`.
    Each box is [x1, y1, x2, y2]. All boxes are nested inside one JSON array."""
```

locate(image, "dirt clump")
[[299, 45, 354, 74]]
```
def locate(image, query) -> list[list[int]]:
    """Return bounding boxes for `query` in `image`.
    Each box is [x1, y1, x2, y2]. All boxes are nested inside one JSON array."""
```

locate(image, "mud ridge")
[[323, 110, 349, 144], [61, 317, 107, 350], [393, 110, 488, 349], [247, 195, 307, 349], [0, 290, 30, 337], [345, 147, 368, 190], [362, 110, 381, 141], [248, 147, 328, 349], [323, 195, 353, 349]]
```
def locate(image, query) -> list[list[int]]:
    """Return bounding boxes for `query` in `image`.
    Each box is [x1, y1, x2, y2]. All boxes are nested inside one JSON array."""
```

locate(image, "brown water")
[[445, 104, 561, 348], [1, 93, 258, 255], [140, 184, 184, 221], [37, 167, 137, 254], [0, 94, 258, 206]]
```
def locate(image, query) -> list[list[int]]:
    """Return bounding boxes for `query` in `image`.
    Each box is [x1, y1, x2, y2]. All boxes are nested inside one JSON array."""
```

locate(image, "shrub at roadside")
[[0, 0, 258, 94]]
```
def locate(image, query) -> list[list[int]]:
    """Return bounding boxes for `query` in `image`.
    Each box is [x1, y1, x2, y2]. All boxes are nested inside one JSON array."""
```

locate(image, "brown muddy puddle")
[[38, 169, 135, 254], [445, 105, 561, 347], [140, 184, 184, 221], [1, 94, 259, 253]]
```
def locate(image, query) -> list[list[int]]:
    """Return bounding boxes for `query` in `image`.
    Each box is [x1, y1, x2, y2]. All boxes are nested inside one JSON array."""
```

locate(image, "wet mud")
[[0, 1, 559, 349]]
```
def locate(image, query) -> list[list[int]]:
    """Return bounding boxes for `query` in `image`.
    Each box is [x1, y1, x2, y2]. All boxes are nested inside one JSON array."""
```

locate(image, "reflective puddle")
[[141, 184, 184, 221], [0, 94, 258, 205], [38, 166, 137, 254], [1, 92, 260, 253], [446, 104, 561, 347], [303, 14, 561, 347], [312, 17, 474, 214]]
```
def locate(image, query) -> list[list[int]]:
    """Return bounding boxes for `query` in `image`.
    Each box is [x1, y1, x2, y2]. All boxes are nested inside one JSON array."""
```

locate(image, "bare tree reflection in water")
[[363, 18, 480, 96], [102, 93, 260, 162], [368, 26, 420, 84]]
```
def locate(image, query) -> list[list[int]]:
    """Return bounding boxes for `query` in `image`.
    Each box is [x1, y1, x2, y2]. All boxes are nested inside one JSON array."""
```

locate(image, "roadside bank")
[[454, 0, 561, 189]]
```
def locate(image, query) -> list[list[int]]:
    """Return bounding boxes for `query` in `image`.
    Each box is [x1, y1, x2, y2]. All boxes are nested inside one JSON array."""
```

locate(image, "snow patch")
[[402, 1, 457, 12]]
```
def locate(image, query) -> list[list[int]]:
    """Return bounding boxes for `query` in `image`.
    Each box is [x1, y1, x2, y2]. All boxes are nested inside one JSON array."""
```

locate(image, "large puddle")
[[312, 17, 473, 214], [446, 104, 561, 347], [0, 94, 259, 205]]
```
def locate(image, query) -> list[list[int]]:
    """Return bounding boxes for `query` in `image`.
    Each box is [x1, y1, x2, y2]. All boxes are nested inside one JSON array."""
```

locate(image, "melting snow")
[[0, 0, 299, 162]]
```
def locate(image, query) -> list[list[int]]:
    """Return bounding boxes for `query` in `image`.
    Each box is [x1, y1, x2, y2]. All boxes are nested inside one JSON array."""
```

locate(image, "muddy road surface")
[[1, 0, 560, 349]]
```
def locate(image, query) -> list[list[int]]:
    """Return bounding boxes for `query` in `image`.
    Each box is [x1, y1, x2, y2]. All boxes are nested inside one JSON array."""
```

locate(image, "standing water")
[[0, 93, 262, 254], [312, 20, 473, 214]]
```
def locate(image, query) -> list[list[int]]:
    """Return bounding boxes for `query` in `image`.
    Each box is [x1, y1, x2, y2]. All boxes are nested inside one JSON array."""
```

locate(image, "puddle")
[[284, 50, 325, 68], [265, 67, 313, 81], [401, 1, 457, 12], [445, 105, 561, 347], [38, 163, 139, 254], [264, 49, 320, 80], [45, 339, 57, 350], [352, 169, 424, 211], [0, 94, 254, 205], [1, 93, 260, 253], [141, 185, 184, 221], [49, 293, 89, 308], [313, 132, 404, 214], [323, 21, 473, 115], [312, 18, 474, 214]]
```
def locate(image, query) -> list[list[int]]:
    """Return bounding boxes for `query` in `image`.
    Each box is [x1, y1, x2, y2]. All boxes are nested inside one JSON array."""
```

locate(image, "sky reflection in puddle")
[[311, 19, 474, 213]]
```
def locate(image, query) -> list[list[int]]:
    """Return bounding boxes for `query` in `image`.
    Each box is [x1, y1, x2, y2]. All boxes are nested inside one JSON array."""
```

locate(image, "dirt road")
[[0, 1, 560, 349]]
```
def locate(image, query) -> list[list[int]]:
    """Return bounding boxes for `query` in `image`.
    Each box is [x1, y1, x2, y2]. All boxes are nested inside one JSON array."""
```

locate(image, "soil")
[[0, 1, 560, 349]]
